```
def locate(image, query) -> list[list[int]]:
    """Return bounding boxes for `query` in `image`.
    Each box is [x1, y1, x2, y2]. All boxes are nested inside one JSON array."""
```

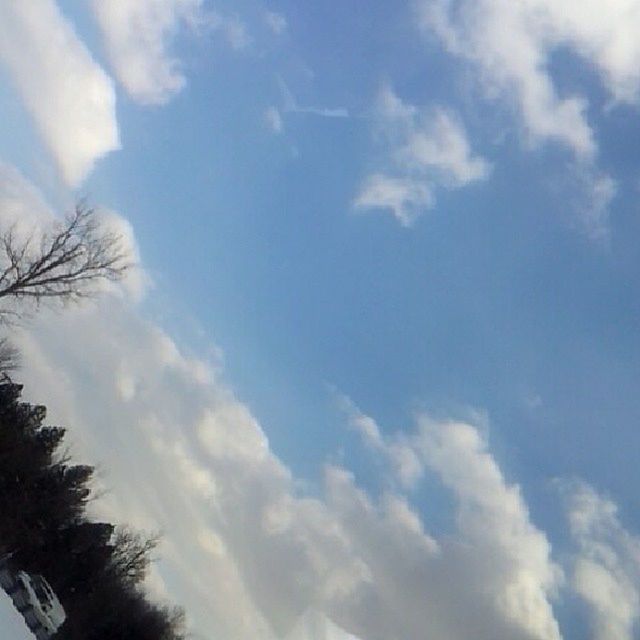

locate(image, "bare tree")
[[0, 204, 130, 321], [108, 527, 161, 587]]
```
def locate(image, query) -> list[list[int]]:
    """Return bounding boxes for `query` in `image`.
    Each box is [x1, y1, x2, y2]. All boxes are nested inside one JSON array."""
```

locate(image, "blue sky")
[[2, 2, 640, 639]]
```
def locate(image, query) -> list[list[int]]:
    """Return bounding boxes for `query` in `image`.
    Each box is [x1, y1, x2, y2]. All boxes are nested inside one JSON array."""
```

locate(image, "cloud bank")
[[15, 302, 566, 640]]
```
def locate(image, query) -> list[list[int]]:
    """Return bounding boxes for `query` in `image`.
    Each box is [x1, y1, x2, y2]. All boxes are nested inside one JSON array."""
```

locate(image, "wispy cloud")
[[419, 0, 640, 157], [0, 1, 120, 186], [91, 0, 249, 106], [353, 174, 434, 227], [278, 77, 350, 119], [354, 85, 490, 226], [573, 169, 618, 242], [265, 106, 284, 134], [417, 0, 630, 237], [265, 11, 288, 36]]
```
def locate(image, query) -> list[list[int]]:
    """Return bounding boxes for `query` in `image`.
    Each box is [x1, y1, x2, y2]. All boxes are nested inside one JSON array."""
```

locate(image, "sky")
[[1, 1, 640, 639]]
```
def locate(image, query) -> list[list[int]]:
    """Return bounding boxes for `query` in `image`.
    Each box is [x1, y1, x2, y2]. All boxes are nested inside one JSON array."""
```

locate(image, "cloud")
[[91, 0, 249, 105], [15, 305, 566, 640], [413, 418, 562, 640], [575, 171, 618, 242], [265, 106, 284, 134], [91, 0, 201, 105], [0, 163, 54, 229], [3, 161, 562, 640], [286, 610, 361, 640], [354, 86, 490, 226], [339, 396, 562, 640], [417, 1, 633, 237], [419, 0, 640, 158], [354, 174, 434, 227], [337, 394, 424, 487], [265, 11, 288, 36], [0, 1, 120, 186], [278, 78, 350, 119], [564, 482, 640, 640], [92, 207, 150, 300], [208, 11, 251, 51]]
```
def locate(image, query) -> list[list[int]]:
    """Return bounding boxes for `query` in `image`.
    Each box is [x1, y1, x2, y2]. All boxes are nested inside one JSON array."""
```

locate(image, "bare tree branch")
[[0, 203, 131, 321], [108, 527, 161, 587]]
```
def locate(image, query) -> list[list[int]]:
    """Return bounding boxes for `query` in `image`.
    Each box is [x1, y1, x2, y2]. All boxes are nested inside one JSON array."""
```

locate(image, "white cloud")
[[265, 11, 288, 36], [208, 11, 251, 51], [0, 1, 120, 186], [266, 106, 284, 134], [354, 174, 434, 227], [576, 171, 618, 241], [279, 78, 350, 119], [354, 86, 490, 225], [413, 419, 562, 640], [0, 163, 54, 229], [339, 397, 562, 640], [564, 482, 640, 640], [91, 0, 202, 105], [92, 207, 150, 300], [337, 394, 424, 486], [419, 0, 640, 158], [91, 0, 249, 105]]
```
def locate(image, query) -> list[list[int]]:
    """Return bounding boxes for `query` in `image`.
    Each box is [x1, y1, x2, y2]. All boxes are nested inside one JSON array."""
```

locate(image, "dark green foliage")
[[0, 379, 186, 640]]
